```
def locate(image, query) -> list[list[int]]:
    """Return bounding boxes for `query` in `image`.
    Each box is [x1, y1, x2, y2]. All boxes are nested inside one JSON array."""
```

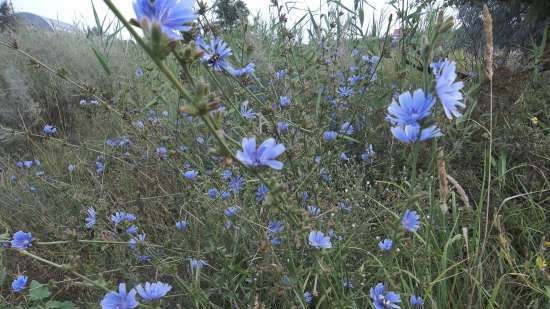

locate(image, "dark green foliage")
[[444, 0, 550, 53]]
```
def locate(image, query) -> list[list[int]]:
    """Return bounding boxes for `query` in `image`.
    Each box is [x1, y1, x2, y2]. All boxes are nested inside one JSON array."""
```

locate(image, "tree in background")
[[0, 0, 15, 30], [214, 0, 249, 29], [441, 0, 550, 55]]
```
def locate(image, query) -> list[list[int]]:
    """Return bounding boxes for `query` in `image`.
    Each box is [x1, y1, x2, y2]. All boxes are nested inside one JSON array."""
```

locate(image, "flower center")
[[209, 53, 220, 65]]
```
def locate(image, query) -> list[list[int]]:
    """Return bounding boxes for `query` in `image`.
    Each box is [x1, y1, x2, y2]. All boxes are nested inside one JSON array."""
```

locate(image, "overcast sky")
[[11, 0, 395, 29]]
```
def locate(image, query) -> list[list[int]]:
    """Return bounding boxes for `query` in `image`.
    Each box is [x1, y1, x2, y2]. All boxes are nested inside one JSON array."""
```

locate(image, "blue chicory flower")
[[207, 188, 218, 199], [229, 175, 245, 194], [279, 96, 291, 107], [43, 124, 57, 135], [304, 291, 313, 304], [10, 231, 33, 250], [432, 59, 465, 119], [240, 104, 257, 120], [236, 136, 286, 170], [135, 67, 144, 77], [190, 258, 206, 270], [275, 69, 286, 79], [129, 233, 146, 250], [110, 211, 137, 226], [133, 0, 196, 41], [85, 207, 97, 229], [100, 283, 138, 309], [337, 86, 354, 97], [175, 220, 188, 231], [308, 230, 332, 249], [255, 183, 269, 202], [410, 294, 424, 306], [196, 36, 254, 76], [135, 281, 172, 301], [387, 89, 435, 126], [155, 146, 168, 159], [183, 170, 198, 180], [378, 238, 393, 251], [323, 131, 337, 141], [68, 164, 76, 172], [220, 191, 231, 200], [126, 225, 139, 235], [402, 209, 421, 232], [391, 124, 442, 143], [370, 283, 401, 309], [277, 121, 289, 134], [11, 275, 28, 293], [224, 206, 241, 217], [307, 205, 321, 216], [339, 121, 354, 135]]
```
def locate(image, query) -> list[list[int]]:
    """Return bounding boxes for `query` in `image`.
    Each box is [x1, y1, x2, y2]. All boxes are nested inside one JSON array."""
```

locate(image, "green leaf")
[[29, 280, 51, 302], [92, 47, 111, 75], [91, 46, 111, 76]]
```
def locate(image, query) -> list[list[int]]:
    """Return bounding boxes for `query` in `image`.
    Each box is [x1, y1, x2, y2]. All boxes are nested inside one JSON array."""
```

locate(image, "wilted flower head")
[[100, 283, 138, 309], [402, 209, 421, 232], [10, 231, 33, 250], [11, 275, 28, 293], [236, 136, 286, 170], [135, 281, 172, 301], [432, 59, 465, 119], [308, 230, 332, 249], [133, 0, 196, 41], [370, 283, 401, 309]]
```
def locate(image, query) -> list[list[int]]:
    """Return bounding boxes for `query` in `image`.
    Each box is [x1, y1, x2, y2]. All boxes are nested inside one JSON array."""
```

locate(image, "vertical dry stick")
[[468, 5, 493, 309], [482, 4, 494, 248], [437, 148, 449, 214]]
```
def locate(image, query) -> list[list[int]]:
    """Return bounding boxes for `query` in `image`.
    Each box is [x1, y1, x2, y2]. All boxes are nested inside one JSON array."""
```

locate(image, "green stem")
[[19, 250, 110, 292]]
